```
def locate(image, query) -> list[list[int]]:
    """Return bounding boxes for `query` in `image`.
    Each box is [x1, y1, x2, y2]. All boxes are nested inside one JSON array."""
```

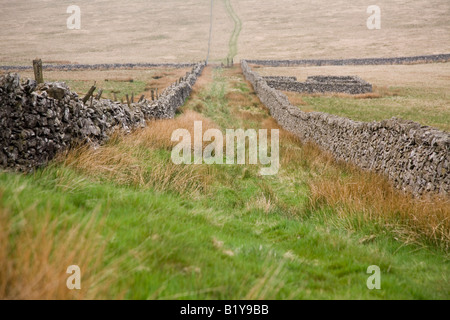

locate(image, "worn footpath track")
[[224, 0, 242, 61]]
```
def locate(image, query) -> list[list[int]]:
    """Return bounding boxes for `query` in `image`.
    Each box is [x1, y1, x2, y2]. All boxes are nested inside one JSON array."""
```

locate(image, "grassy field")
[[1, 66, 449, 299], [0, 0, 449, 65], [256, 63, 450, 131]]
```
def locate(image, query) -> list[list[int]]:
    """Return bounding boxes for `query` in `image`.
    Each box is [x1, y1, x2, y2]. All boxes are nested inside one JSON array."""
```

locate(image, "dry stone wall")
[[0, 62, 197, 72], [0, 62, 205, 171], [264, 75, 372, 95], [242, 60, 449, 197], [247, 54, 450, 67]]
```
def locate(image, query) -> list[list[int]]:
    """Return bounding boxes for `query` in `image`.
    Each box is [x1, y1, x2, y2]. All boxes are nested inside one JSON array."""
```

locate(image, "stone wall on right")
[[242, 60, 449, 196]]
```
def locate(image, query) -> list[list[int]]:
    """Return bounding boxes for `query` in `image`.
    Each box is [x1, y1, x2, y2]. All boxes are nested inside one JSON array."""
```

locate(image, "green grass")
[[1, 68, 448, 300], [1, 164, 449, 299], [296, 87, 450, 131]]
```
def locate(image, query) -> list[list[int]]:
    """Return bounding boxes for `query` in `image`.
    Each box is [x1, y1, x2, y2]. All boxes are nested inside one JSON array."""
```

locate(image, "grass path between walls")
[[0, 66, 449, 300]]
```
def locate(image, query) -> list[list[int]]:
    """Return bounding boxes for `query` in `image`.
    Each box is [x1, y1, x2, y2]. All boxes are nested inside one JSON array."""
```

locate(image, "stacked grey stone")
[[0, 62, 205, 171], [262, 76, 298, 82], [241, 60, 449, 197], [265, 75, 372, 95], [246, 54, 450, 67], [0, 62, 199, 72]]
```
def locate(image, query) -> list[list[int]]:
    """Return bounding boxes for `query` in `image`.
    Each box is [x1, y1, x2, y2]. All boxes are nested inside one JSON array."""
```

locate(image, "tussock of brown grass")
[[280, 140, 336, 170], [191, 66, 213, 96], [283, 91, 309, 105], [308, 165, 450, 249], [0, 195, 109, 300], [247, 193, 275, 214], [233, 108, 265, 123], [226, 91, 269, 123], [260, 114, 335, 170], [60, 110, 219, 195], [329, 86, 401, 99], [133, 110, 220, 151], [225, 91, 248, 106], [372, 85, 402, 97]]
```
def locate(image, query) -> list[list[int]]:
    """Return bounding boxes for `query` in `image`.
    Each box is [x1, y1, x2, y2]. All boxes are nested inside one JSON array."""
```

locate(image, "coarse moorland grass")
[[0, 66, 448, 300], [0, 191, 113, 300]]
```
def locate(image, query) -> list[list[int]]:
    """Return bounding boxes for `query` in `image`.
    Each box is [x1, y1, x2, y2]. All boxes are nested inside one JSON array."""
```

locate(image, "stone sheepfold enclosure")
[[242, 60, 449, 196], [263, 75, 373, 95], [0, 62, 205, 171]]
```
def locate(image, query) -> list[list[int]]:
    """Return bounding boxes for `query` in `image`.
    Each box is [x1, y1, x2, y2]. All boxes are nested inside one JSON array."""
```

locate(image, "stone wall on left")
[[0, 62, 205, 171]]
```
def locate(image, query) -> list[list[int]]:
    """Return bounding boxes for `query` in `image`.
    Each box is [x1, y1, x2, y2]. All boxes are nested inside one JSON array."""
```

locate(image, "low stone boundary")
[[0, 62, 198, 72], [0, 62, 205, 171], [241, 60, 449, 196], [265, 75, 372, 95], [247, 54, 450, 67], [262, 76, 298, 82]]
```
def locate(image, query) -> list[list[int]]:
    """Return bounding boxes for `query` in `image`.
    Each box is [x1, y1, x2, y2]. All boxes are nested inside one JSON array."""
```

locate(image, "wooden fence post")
[[33, 59, 44, 84], [96, 89, 103, 100], [82, 83, 97, 104]]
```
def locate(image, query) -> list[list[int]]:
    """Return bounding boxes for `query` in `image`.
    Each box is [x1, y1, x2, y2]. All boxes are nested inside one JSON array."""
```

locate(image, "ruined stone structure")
[[242, 60, 449, 196], [264, 75, 372, 95], [0, 62, 205, 171]]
